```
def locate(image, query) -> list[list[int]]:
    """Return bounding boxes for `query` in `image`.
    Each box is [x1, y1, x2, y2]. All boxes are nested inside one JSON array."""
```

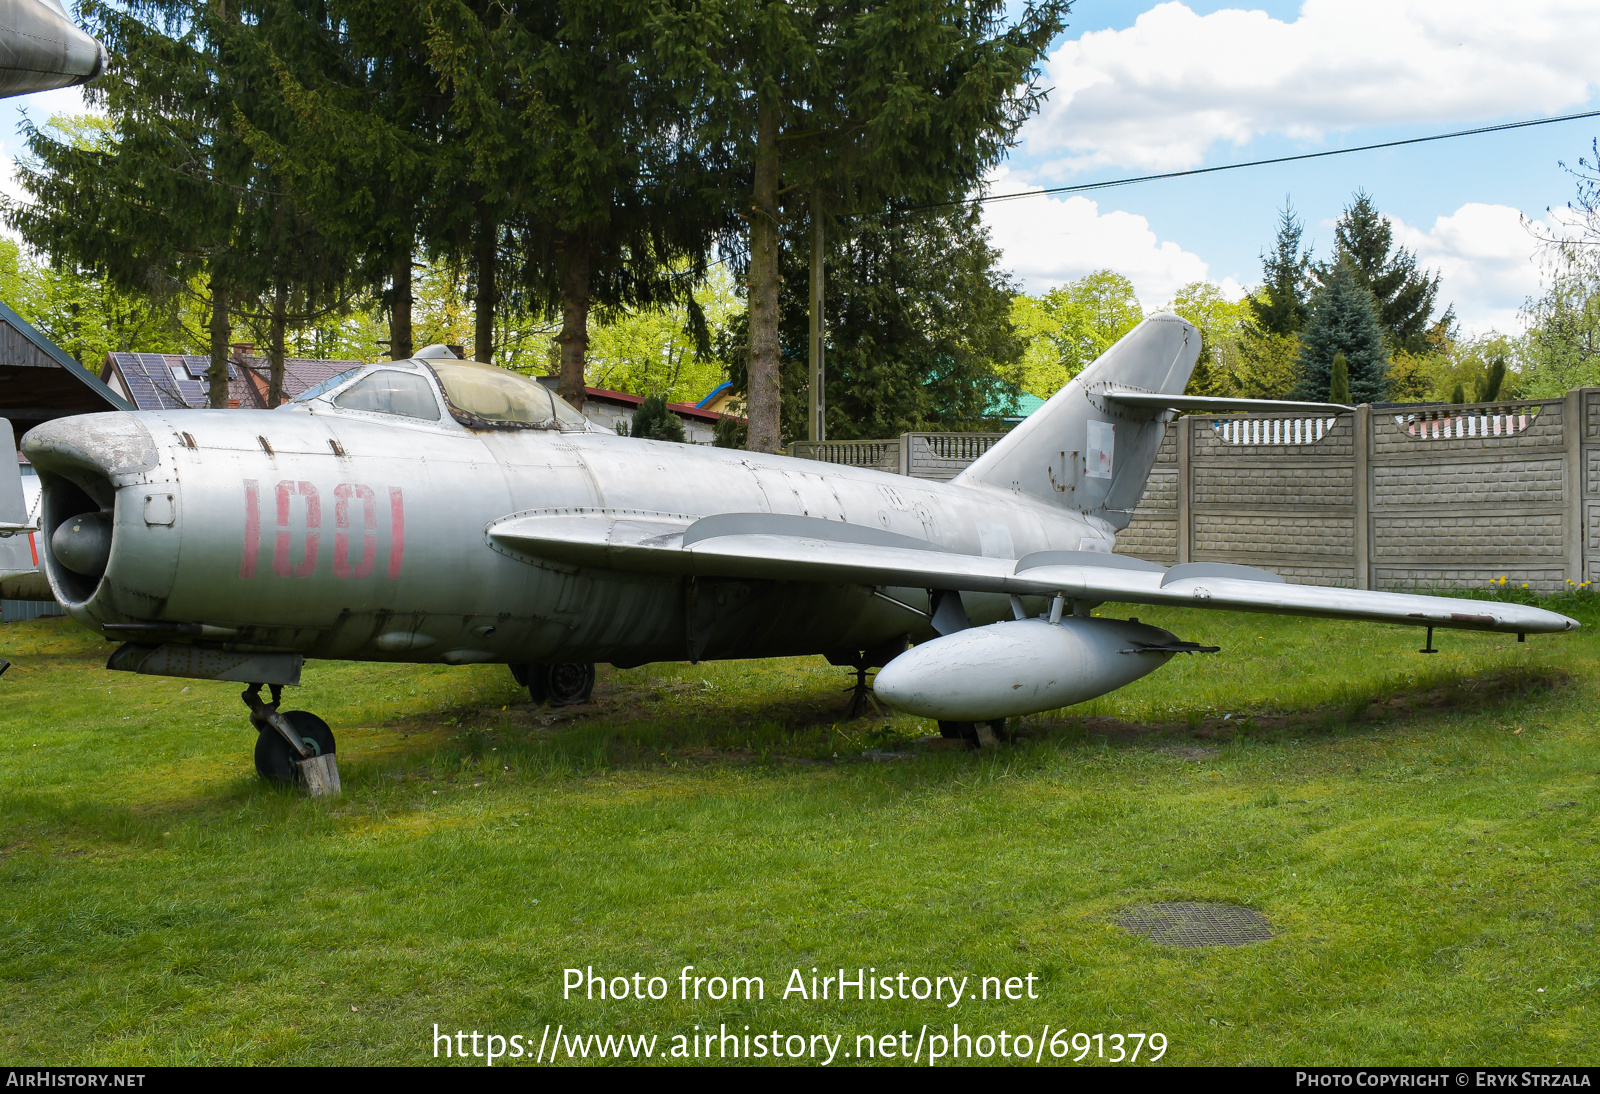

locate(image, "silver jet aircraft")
[[13, 317, 1578, 789]]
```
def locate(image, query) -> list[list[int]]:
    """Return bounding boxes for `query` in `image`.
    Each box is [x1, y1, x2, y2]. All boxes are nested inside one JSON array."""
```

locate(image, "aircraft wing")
[[488, 511, 1576, 635]]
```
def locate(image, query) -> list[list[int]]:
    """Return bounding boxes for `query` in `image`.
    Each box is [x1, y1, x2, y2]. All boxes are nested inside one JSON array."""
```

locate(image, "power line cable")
[[923, 107, 1600, 209]]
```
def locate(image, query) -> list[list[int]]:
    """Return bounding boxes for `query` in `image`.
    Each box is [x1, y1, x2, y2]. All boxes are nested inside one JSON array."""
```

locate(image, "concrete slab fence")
[[792, 388, 1600, 593], [790, 433, 1007, 482]]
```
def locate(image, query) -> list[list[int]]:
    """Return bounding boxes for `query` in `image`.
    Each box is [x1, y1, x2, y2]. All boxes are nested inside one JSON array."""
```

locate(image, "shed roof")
[[0, 298, 131, 440]]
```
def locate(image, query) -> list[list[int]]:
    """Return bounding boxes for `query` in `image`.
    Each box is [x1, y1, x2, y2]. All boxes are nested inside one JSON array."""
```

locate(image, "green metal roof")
[[987, 386, 1046, 420]]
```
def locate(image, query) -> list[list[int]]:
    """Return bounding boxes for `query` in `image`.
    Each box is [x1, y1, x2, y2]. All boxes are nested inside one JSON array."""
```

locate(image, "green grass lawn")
[[1, 599, 1597, 1066]]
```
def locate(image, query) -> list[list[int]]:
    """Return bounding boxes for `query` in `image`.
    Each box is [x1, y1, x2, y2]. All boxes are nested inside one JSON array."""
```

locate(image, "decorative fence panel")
[[789, 438, 902, 475]]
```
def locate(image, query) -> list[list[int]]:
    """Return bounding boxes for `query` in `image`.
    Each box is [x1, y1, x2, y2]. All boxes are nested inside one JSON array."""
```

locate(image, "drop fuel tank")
[[873, 616, 1185, 721]]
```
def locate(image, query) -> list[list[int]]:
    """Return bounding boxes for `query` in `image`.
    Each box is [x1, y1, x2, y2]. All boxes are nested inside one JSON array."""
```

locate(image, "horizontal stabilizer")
[[1102, 391, 1352, 414]]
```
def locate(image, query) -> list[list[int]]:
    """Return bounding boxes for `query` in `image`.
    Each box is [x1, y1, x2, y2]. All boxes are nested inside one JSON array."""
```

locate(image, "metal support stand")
[[1419, 627, 1438, 654], [844, 665, 881, 720]]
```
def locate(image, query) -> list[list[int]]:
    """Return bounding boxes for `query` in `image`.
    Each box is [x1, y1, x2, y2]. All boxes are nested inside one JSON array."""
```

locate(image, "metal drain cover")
[[1116, 902, 1273, 947]]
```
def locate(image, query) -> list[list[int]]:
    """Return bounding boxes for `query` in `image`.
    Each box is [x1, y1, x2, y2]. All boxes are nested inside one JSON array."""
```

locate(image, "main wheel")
[[254, 710, 336, 785], [522, 665, 550, 705], [547, 662, 596, 706], [938, 720, 979, 745]]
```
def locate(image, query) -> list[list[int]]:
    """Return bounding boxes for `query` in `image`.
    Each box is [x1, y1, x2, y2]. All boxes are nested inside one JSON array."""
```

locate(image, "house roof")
[[104, 352, 363, 411], [534, 377, 727, 423], [987, 386, 1046, 422], [696, 380, 733, 409]]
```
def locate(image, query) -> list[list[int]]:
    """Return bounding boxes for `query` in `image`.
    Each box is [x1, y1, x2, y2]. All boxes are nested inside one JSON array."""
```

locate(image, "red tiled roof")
[[579, 385, 725, 423], [105, 352, 364, 411]]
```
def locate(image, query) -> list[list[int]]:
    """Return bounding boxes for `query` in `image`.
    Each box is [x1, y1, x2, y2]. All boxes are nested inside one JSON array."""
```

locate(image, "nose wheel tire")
[[254, 710, 336, 784]]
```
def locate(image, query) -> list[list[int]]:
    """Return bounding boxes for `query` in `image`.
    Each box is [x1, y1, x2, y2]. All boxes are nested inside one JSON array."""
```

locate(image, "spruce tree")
[[1317, 191, 1442, 353], [238, 0, 450, 363], [425, 1, 723, 403], [1294, 256, 1390, 404], [720, 204, 1020, 442], [1248, 199, 1311, 337], [1329, 353, 1350, 404], [11, 0, 254, 407]]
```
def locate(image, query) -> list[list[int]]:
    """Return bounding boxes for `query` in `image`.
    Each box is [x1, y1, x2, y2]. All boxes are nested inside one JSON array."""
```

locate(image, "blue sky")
[[983, 0, 1600, 332], [2, 1, 1597, 335]]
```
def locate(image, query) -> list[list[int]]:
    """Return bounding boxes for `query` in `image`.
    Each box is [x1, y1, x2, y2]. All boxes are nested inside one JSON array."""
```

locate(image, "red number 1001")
[[240, 479, 404, 580]]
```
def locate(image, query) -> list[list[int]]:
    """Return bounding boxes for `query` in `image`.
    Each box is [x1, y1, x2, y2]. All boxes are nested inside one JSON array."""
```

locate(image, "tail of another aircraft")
[[955, 313, 1199, 528], [1, 418, 42, 596]]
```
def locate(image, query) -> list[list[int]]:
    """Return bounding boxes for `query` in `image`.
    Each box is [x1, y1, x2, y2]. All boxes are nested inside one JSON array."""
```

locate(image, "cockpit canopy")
[[334, 370, 441, 420], [431, 358, 588, 430], [289, 354, 589, 431]]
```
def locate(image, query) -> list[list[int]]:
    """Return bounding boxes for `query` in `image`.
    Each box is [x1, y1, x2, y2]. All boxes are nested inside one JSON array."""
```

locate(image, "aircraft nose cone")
[[53, 511, 111, 576]]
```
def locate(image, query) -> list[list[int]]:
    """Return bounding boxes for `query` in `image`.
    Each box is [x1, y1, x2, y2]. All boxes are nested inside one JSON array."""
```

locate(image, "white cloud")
[[1031, 0, 1600, 174], [1390, 203, 1560, 335], [982, 169, 1215, 305]]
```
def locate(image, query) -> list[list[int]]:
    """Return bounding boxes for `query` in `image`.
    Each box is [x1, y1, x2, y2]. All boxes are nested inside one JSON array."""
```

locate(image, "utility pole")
[[808, 191, 826, 443]]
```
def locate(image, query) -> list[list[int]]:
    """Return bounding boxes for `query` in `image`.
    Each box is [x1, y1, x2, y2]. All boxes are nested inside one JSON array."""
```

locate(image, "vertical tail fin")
[[0, 419, 25, 530], [956, 314, 1199, 528], [0, 418, 44, 598]]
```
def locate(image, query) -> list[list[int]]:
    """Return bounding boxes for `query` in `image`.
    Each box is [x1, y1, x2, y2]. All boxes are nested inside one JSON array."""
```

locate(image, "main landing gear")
[[938, 719, 1011, 749], [243, 683, 340, 796], [509, 662, 596, 706]]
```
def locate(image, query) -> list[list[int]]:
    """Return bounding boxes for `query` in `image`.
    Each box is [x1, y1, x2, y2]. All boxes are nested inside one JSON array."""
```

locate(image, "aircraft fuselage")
[[27, 407, 1114, 668]]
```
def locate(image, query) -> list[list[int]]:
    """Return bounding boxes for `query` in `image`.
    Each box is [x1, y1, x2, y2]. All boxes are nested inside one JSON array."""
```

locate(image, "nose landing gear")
[[243, 683, 341, 796]]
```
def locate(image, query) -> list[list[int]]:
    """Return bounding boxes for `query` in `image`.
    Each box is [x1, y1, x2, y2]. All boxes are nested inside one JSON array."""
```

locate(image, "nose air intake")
[[53, 510, 111, 576], [22, 413, 162, 607]]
